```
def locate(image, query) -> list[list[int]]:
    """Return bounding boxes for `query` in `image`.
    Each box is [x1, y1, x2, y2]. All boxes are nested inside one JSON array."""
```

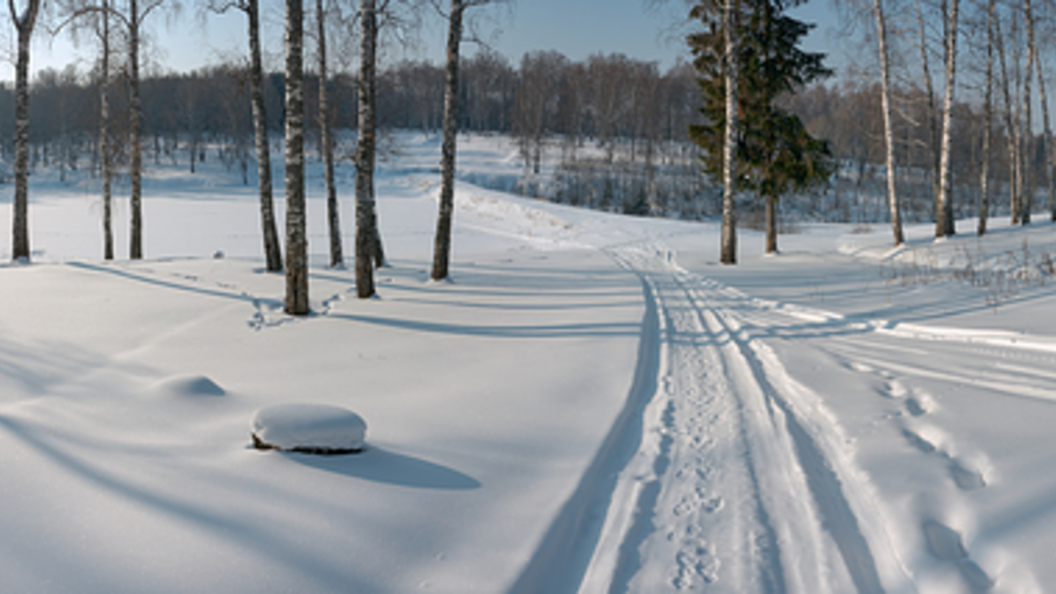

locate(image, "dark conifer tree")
[[689, 0, 833, 253]]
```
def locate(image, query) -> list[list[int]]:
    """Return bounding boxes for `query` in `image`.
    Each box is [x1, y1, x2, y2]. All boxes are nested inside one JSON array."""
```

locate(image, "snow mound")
[[154, 375, 226, 397], [251, 404, 367, 455]]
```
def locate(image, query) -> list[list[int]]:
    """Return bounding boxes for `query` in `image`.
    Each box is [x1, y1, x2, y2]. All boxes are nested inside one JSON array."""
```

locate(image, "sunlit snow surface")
[[1, 133, 1054, 593]]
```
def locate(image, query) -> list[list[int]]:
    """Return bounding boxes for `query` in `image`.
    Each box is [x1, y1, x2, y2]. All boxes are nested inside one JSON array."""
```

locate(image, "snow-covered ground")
[[2, 133, 1055, 593]]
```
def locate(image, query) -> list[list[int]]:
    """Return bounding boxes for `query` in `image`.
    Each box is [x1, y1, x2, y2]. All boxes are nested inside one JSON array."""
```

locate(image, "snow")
[[251, 404, 367, 453], [1, 132, 1056, 593]]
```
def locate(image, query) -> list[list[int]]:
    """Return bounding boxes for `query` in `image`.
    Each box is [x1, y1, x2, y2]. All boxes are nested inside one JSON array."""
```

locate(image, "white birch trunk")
[[979, 0, 994, 236], [101, 0, 114, 260], [9, 0, 40, 262], [317, 0, 342, 268], [995, 16, 1020, 224], [1022, 2, 1034, 225], [129, 0, 144, 259], [284, 0, 309, 315], [431, 0, 465, 280], [355, 0, 379, 297], [1026, 0, 1052, 221], [875, 0, 903, 245], [246, 0, 283, 272], [914, 0, 941, 212], [936, 0, 959, 238], [720, 0, 738, 265]]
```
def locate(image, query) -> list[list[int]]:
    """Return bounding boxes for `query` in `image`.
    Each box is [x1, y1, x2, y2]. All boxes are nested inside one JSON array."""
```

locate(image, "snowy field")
[[2, 133, 1056, 593]]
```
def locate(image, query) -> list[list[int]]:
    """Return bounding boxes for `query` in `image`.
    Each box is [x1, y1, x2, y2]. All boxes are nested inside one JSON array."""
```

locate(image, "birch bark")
[[284, 0, 309, 315], [431, 0, 466, 280], [355, 0, 380, 296], [9, 0, 41, 262], [935, 0, 959, 238], [979, 0, 994, 236], [720, 0, 738, 264], [874, 0, 903, 245], [247, 0, 283, 271], [317, 0, 342, 268]]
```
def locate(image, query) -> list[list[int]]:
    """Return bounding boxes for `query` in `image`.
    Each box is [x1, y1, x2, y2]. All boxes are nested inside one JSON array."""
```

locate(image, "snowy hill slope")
[[1, 133, 1055, 592]]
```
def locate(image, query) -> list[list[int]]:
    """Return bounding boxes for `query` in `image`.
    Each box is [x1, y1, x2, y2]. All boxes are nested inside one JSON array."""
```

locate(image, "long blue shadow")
[[283, 446, 481, 490]]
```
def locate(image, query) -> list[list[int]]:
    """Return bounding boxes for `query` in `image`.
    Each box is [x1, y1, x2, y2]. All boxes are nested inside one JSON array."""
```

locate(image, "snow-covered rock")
[[251, 404, 367, 454], [154, 375, 226, 397]]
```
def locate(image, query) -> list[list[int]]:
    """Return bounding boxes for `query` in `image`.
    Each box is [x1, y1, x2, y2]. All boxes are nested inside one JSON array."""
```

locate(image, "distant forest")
[[0, 49, 1032, 223]]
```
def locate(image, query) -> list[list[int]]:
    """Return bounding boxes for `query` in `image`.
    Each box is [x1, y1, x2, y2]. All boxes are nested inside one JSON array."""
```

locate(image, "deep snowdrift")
[[1, 133, 1055, 593]]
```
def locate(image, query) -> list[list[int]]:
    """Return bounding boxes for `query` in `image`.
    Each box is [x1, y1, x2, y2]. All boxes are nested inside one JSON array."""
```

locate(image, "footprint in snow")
[[922, 520, 994, 592], [849, 361, 875, 373], [672, 538, 718, 589], [902, 422, 988, 491], [905, 388, 937, 417]]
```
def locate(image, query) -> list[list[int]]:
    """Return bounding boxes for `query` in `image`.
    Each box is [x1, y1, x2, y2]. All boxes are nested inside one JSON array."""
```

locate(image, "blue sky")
[[0, 0, 839, 82]]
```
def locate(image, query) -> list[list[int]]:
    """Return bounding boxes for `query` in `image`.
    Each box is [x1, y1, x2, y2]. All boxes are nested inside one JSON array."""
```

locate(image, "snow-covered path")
[[558, 243, 900, 593], [534, 238, 1054, 593]]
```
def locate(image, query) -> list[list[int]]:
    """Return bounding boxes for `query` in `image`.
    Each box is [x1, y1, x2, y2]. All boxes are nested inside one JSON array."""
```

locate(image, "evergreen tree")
[[689, 0, 833, 254]]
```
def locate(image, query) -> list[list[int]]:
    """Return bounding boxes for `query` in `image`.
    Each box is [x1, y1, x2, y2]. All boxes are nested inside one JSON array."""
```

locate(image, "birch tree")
[[874, 0, 903, 244], [210, 0, 283, 271], [994, 12, 1019, 224], [721, 0, 738, 264], [913, 0, 942, 213], [285, 0, 309, 315], [935, 0, 959, 238], [687, 0, 739, 263], [353, 0, 421, 296], [53, 0, 121, 258], [978, 0, 994, 236], [356, 0, 379, 296], [8, 0, 42, 262], [126, 0, 163, 258], [100, 0, 114, 259], [1020, 0, 1033, 225], [430, 0, 502, 281], [1025, 0, 1052, 221], [317, 0, 342, 268]]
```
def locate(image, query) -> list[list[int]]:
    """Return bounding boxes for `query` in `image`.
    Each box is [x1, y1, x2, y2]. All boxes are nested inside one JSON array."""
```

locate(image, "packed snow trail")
[[510, 235, 1052, 593], [510, 241, 911, 593]]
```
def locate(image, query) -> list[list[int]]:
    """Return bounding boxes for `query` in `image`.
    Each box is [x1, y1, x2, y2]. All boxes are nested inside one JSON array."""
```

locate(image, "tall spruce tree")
[[689, 0, 832, 254]]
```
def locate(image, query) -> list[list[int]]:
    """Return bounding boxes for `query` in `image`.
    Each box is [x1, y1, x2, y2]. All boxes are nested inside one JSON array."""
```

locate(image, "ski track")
[[520, 238, 1046, 593], [561, 242, 906, 594]]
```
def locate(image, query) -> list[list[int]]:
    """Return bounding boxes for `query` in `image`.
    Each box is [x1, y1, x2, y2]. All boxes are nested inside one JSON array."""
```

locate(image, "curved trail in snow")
[[590, 243, 909, 594], [511, 236, 1046, 593], [511, 242, 910, 593]]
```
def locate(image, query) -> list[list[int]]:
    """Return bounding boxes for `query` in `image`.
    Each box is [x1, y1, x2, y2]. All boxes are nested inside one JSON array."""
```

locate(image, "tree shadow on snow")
[[284, 446, 481, 490]]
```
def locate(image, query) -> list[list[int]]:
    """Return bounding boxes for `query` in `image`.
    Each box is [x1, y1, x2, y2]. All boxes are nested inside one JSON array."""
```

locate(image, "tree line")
[[0, 53, 699, 166], [8, 0, 1056, 280]]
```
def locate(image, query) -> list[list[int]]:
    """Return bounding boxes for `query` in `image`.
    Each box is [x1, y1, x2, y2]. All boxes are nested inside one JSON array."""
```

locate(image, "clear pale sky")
[[0, 0, 839, 82]]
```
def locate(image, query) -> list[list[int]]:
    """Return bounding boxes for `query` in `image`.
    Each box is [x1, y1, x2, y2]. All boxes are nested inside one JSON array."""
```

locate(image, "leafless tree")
[[872, 0, 904, 244], [430, 0, 508, 281], [317, 0, 342, 268], [720, 0, 738, 264], [208, 0, 283, 271], [285, 0, 309, 315], [355, 0, 379, 296], [935, 0, 960, 237], [8, 0, 42, 262]]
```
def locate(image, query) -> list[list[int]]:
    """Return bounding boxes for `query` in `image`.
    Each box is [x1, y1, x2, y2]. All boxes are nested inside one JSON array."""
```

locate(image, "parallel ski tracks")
[[575, 244, 906, 594], [513, 240, 1042, 593]]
